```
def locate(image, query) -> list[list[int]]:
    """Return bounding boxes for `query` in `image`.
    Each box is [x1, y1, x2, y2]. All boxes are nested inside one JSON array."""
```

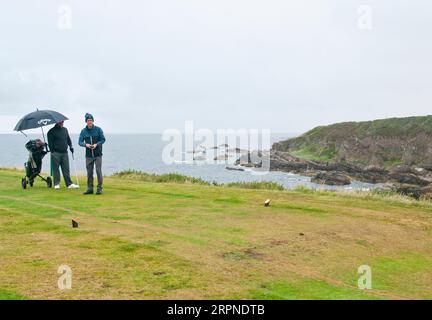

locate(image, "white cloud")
[[0, 0, 431, 133]]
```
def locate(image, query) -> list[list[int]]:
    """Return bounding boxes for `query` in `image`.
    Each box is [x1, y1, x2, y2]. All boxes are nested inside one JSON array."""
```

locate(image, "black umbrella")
[[14, 109, 69, 132], [14, 109, 69, 149]]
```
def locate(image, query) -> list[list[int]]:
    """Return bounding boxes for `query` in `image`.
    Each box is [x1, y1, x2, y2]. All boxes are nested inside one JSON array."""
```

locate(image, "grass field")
[[0, 168, 431, 300]]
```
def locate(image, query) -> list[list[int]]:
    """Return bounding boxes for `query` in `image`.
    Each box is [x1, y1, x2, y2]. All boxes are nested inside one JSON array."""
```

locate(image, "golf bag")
[[21, 139, 52, 189]]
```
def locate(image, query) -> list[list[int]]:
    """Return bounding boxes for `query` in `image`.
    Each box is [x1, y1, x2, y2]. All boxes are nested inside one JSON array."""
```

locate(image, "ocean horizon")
[[0, 133, 376, 190]]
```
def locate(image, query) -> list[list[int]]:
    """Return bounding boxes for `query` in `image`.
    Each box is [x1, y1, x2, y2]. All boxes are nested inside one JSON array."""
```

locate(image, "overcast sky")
[[1, 0, 431, 134]]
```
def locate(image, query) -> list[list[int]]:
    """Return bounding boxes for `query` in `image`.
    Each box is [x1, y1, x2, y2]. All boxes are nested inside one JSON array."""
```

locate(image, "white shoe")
[[68, 184, 79, 189], [54, 185, 60, 190]]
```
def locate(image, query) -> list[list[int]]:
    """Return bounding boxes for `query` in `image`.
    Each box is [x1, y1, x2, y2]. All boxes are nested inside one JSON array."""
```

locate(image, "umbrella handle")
[[41, 126, 49, 152]]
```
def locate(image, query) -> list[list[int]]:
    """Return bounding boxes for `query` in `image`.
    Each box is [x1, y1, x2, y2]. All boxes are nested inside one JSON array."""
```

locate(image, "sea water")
[[0, 133, 376, 190]]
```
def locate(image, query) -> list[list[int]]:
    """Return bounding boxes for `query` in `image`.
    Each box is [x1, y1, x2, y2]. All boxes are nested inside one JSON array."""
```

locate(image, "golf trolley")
[[21, 139, 52, 189]]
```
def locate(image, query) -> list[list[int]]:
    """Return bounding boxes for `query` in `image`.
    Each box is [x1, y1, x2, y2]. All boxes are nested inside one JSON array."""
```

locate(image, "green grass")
[[113, 170, 285, 191], [112, 170, 212, 185], [225, 181, 285, 191], [0, 290, 27, 300], [369, 252, 432, 298], [251, 279, 379, 300], [0, 168, 432, 300], [291, 146, 336, 162]]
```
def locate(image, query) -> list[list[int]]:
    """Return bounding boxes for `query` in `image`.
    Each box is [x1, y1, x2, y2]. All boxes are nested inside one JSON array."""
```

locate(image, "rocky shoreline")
[[235, 150, 432, 199]]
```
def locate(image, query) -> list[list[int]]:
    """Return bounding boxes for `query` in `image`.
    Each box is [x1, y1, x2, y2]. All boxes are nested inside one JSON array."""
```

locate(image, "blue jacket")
[[78, 125, 106, 158]]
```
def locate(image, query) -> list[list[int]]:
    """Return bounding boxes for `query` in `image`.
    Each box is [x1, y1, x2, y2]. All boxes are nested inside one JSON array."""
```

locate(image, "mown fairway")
[[0, 168, 431, 300]]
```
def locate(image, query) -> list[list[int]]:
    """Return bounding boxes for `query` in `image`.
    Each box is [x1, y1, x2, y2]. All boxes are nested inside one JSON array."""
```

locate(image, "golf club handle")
[[90, 136, 95, 158]]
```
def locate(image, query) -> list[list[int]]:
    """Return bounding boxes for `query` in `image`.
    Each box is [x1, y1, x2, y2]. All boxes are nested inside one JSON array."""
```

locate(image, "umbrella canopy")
[[14, 110, 69, 132]]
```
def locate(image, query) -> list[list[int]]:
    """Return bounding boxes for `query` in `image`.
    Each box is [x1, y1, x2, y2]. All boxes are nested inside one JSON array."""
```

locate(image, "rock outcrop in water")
[[311, 171, 351, 186]]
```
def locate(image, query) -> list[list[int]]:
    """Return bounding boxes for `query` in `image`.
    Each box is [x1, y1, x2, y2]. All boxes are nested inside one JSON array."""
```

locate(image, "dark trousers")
[[86, 156, 103, 191], [51, 152, 73, 186]]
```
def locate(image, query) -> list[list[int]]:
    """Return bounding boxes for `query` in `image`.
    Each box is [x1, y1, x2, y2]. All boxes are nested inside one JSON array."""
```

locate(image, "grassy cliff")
[[1, 168, 432, 299], [273, 115, 432, 168]]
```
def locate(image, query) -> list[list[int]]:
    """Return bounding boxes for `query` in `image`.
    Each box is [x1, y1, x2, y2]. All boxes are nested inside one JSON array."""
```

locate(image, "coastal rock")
[[311, 171, 351, 186], [389, 172, 430, 186], [266, 116, 432, 197], [214, 154, 229, 161], [269, 151, 389, 183], [235, 151, 265, 168], [393, 184, 432, 200], [233, 117, 432, 197], [225, 166, 245, 172], [228, 148, 245, 153], [421, 165, 432, 172], [193, 155, 206, 161]]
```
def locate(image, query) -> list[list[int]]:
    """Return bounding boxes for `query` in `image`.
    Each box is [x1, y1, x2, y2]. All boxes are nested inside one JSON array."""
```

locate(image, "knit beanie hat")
[[85, 113, 94, 122]]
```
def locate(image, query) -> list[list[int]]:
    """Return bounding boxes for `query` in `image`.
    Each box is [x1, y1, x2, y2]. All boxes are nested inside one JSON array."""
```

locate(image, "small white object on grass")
[[264, 199, 271, 207]]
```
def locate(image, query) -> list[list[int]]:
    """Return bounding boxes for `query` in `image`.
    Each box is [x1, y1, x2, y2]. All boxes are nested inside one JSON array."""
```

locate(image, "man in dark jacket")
[[47, 121, 79, 189], [78, 113, 106, 195]]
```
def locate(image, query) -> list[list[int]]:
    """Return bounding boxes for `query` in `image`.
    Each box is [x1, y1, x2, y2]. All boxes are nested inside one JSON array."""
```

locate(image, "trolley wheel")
[[46, 177, 53, 188], [21, 178, 27, 190]]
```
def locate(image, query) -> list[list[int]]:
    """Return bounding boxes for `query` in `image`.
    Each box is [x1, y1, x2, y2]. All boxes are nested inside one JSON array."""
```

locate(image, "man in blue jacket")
[[78, 113, 106, 195]]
